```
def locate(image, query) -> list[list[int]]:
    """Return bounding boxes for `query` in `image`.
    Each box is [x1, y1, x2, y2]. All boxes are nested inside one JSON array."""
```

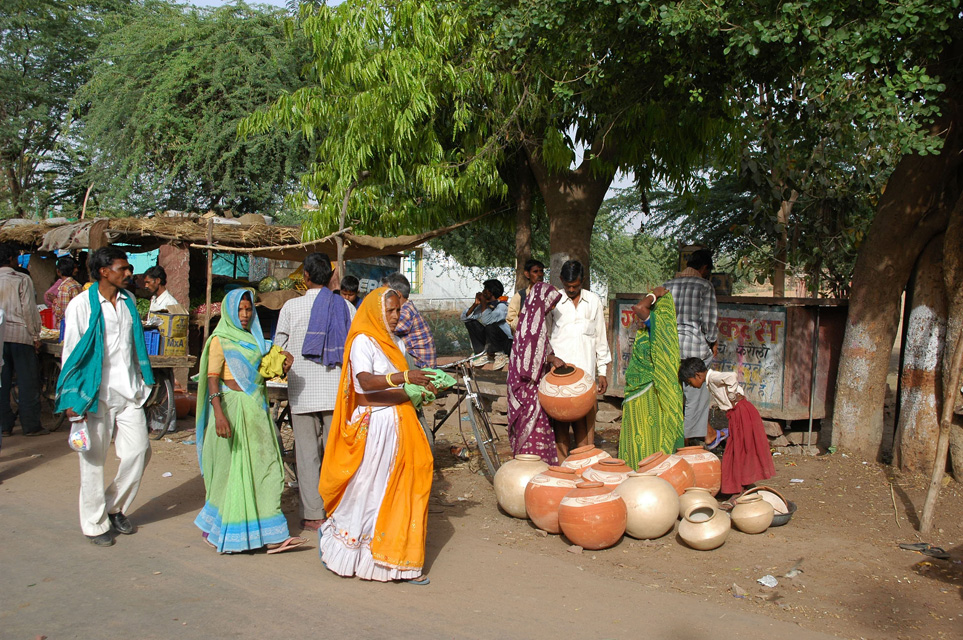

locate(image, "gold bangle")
[[386, 373, 396, 388], [404, 370, 410, 385]]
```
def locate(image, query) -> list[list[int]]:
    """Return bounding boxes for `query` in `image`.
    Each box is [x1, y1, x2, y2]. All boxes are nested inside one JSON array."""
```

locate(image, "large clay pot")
[[560, 444, 611, 476], [494, 454, 549, 519], [678, 486, 719, 519], [731, 494, 775, 534], [525, 466, 579, 534], [678, 504, 730, 550], [613, 473, 679, 540], [677, 446, 722, 496], [558, 482, 627, 550], [538, 364, 596, 422], [582, 458, 633, 488], [637, 452, 696, 496], [174, 392, 196, 419]]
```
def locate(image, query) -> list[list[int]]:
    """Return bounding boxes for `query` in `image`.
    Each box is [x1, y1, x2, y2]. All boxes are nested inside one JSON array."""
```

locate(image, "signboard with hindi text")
[[714, 304, 787, 412]]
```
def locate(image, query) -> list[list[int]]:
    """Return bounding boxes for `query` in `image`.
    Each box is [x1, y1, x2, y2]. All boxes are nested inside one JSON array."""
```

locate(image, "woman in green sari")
[[194, 288, 305, 554], [618, 287, 685, 468]]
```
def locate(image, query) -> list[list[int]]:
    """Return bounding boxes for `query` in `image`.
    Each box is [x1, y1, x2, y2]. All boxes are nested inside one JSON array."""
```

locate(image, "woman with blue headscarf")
[[194, 289, 305, 554]]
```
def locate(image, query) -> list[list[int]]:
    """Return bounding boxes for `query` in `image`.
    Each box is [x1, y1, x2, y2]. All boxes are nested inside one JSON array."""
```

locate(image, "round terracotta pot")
[[637, 452, 696, 496], [740, 486, 790, 514], [582, 458, 633, 489], [494, 454, 549, 519], [525, 466, 579, 534], [678, 504, 730, 550], [678, 486, 719, 519], [537, 364, 596, 422], [613, 472, 679, 540], [731, 494, 775, 534], [677, 446, 722, 496], [174, 392, 195, 419], [558, 481, 627, 550], [560, 444, 611, 476]]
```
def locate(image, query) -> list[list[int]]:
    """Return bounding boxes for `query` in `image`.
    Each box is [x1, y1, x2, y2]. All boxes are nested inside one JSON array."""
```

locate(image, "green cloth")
[[56, 283, 154, 415], [403, 368, 456, 409], [193, 387, 289, 553], [618, 291, 685, 467]]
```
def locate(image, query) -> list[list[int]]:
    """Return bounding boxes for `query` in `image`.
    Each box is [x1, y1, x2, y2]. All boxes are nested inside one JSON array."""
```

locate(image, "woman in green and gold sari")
[[618, 287, 685, 468]]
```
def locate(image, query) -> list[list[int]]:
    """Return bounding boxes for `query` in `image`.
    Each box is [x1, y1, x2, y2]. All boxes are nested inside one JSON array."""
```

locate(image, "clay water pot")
[[538, 364, 596, 422], [677, 446, 722, 496], [636, 452, 696, 496], [740, 486, 790, 514], [525, 466, 579, 534], [560, 444, 611, 476], [678, 486, 719, 519], [613, 473, 679, 540], [558, 482, 627, 550], [731, 494, 775, 534], [581, 458, 633, 488], [494, 454, 549, 519], [678, 504, 730, 551]]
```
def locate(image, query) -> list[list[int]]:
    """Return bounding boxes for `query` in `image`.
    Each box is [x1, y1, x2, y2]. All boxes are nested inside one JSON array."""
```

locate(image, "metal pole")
[[806, 306, 821, 447]]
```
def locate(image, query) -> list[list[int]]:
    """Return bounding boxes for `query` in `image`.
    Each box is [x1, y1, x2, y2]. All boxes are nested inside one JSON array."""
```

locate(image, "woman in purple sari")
[[507, 282, 564, 464]]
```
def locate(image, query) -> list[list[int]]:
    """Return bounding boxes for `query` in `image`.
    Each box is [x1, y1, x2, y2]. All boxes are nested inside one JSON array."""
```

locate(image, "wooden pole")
[[203, 219, 214, 343], [919, 325, 963, 534]]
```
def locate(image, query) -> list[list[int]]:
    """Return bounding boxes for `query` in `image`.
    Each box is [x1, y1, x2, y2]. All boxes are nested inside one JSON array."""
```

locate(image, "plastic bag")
[[68, 416, 91, 452]]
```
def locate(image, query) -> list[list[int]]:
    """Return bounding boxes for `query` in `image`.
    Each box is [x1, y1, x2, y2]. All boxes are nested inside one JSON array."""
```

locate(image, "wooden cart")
[[40, 341, 197, 439]]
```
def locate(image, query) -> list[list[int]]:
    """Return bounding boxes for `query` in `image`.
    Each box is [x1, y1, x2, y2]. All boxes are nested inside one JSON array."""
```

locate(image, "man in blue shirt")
[[461, 279, 512, 370]]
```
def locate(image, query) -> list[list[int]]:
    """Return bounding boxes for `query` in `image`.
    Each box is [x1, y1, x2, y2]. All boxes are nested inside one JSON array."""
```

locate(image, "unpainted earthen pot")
[[560, 444, 611, 477], [613, 472, 679, 540], [677, 446, 722, 496], [678, 504, 730, 550], [558, 481, 627, 550], [678, 486, 719, 519], [525, 466, 579, 534], [637, 451, 696, 496], [538, 364, 596, 422], [494, 454, 549, 519], [731, 494, 775, 534], [581, 458, 633, 489]]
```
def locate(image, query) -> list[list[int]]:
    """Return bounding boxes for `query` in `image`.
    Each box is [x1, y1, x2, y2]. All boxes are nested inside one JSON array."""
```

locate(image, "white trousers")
[[78, 402, 151, 536]]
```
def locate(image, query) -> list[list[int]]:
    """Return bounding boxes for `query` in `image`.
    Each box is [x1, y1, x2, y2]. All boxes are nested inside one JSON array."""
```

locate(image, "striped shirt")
[[395, 300, 436, 368], [663, 271, 718, 360]]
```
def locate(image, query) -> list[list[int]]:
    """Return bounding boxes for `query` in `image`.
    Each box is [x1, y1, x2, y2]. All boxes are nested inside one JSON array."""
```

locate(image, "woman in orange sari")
[[319, 287, 436, 584]]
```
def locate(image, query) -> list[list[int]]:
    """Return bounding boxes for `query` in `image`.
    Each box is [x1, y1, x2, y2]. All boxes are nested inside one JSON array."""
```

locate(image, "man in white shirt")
[[548, 260, 611, 461], [144, 265, 181, 313], [275, 253, 355, 531], [62, 247, 153, 547]]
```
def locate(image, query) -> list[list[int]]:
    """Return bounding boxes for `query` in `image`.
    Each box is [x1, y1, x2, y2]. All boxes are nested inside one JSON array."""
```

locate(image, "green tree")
[[0, 0, 121, 218], [73, 1, 310, 214]]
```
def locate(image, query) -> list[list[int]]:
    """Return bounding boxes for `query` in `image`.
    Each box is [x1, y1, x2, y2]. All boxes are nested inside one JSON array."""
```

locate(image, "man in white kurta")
[[63, 248, 151, 546], [548, 260, 611, 461], [275, 253, 355, 531]]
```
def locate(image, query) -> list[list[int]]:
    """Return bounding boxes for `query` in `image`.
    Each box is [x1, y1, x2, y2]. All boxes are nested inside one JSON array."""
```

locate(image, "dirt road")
[[0, 430, 842, 640]]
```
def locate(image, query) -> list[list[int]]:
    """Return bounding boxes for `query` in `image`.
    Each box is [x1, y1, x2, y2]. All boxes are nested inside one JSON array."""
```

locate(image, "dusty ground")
[[1, 405, 961, 639]]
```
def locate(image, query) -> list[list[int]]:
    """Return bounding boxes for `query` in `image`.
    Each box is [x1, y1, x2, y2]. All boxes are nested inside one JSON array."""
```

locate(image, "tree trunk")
[[941, 197, 963, 479], [498, 149, 537, 292], [773, 193, 796, 296], [832, 103, 963, 459], [893, 234, 946, 475], [524, 137, 616, 288]]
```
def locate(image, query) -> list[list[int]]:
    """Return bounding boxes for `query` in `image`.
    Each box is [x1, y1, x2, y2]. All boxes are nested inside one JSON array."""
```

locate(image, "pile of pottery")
[[493, 447, 790, 552]]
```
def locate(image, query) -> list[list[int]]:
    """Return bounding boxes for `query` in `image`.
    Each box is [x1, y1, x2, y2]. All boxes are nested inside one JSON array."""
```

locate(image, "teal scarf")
[[56, 283, 154, 415]]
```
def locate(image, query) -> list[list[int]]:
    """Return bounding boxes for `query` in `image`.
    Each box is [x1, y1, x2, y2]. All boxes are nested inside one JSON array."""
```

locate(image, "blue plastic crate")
[[144, 330, 161, 356]]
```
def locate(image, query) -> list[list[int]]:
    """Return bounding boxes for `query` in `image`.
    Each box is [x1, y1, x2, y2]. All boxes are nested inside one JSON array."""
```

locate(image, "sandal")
[[898, 542, 951, 560], [406, 576, 430, 585], [266, 536, 307, 554]]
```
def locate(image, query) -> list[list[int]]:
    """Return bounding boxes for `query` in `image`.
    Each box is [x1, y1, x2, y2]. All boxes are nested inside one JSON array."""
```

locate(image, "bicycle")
[[431, 355, 502, 480]]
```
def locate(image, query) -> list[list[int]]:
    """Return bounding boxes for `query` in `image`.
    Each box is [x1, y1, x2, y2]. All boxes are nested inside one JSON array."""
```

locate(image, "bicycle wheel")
[[467, 401, 501, 480], [146, 373, 175, 440], [40, 358, 66, 431]]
